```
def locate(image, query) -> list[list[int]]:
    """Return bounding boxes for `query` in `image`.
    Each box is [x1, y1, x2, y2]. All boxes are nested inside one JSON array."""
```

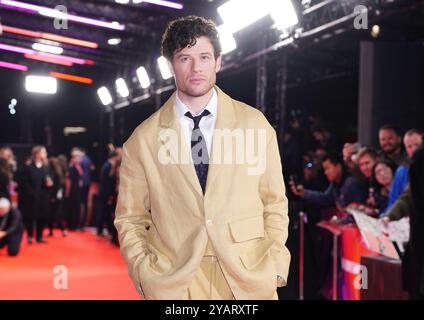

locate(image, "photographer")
[[0, 197, 24, 257]]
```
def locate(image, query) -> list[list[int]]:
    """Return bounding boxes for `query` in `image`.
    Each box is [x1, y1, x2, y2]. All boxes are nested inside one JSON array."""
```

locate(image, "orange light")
[[2, 26, 41, 38], [49, 71, 93, 84], [24, 54, 73, 66], [2, 25, 98, 49], [41, 34, 98, 49]]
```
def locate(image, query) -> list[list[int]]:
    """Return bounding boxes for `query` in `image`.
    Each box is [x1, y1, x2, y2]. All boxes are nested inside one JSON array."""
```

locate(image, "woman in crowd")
[[367, 158, 397, 215]]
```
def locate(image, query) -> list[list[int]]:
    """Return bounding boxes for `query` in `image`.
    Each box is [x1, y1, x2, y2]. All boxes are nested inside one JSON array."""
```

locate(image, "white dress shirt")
[[175, 89, 218, 157]]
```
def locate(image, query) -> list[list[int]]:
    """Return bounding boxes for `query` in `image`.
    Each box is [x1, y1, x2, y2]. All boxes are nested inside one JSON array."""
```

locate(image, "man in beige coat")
[[114, 16, 290, 300]]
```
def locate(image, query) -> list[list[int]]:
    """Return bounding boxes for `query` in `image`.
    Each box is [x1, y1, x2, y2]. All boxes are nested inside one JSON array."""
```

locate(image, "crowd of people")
[[280, 111, 423, 299], [0, 145, 122, 257], [282, 115, 422, 220]]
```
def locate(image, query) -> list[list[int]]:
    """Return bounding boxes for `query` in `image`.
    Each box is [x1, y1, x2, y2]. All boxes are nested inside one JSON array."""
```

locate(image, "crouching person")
[[0, 197, 24, 257]]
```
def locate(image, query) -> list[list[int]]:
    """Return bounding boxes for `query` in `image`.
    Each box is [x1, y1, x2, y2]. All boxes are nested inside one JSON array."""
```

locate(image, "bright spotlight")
[[271, 0, 299, 31], [11, 98, 17, 105], [136, 66, 151, 89], [116, 78, 130, 98], [218, 0, 298, 33], [157, 56, 173, 80], [371, 25, 380, 38], [25, 75, 57, 94], [32, 42, 63, 55], [108, 38, 122, 46], [97, 86, 113, 105], [217, 25, 237, 55]]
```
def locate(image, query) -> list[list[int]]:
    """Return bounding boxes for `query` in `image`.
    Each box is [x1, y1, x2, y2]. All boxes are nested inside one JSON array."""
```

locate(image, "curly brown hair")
[[161, 15, 221, 61]]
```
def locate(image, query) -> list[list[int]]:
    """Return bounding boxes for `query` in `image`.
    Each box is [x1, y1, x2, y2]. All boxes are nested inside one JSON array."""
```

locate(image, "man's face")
[[36, 148, 47, 161], [404, 133, 423, 158], [169, 36, 222, 99], [358, 154, 376, 178], [379, 129, 400, 154], [322, 160, 341, 183]]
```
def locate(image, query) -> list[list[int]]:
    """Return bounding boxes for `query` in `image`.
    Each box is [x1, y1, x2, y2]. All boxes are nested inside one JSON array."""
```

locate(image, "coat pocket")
[[239, 239, 275, 270], [228, 215, 265, 243]]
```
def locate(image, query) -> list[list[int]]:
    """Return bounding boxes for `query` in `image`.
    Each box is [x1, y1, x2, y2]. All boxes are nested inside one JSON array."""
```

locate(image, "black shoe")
[[36, 239, 48, 244], [27, 237, 33, 244]]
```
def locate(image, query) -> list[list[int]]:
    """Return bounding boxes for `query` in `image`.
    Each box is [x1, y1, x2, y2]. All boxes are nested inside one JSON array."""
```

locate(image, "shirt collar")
[[175, 88, 217, 120]]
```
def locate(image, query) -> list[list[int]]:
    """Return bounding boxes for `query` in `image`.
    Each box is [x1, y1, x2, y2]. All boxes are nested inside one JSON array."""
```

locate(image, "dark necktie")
[[185, 109, 210, 194]]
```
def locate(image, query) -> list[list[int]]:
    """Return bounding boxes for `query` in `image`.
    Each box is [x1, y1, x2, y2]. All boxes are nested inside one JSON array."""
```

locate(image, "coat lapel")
[[204, 86, 237, 197], [158, 92, 204, 198], [158, 86, 237, 199]]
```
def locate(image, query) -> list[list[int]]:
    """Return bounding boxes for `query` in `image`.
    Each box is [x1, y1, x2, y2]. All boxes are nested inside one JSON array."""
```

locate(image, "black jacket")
[[0, 208, 24, 236]]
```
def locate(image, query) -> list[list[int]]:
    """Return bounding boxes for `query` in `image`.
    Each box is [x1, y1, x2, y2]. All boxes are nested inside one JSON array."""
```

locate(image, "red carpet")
[[0, 230, 140, 300]]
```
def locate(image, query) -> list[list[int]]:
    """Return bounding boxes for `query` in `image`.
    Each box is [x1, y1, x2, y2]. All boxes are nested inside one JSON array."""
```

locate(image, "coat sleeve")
[[259, 128, 291, 287], [302, 185, 335, 207], [114, 133, 152, 294], [384, 186, 412, 221]]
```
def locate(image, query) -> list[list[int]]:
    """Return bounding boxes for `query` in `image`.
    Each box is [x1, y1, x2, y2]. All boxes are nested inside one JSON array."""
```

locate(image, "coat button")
[[206, 219, 213, 227]]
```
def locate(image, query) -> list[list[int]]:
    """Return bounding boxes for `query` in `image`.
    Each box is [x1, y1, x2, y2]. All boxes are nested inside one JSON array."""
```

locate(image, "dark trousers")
[[48, 201, 65, 232], [0, 228, 23, 256], [96, 198, 115, 237], [79, 185, 90, 228], [24, 217, 46, 241]]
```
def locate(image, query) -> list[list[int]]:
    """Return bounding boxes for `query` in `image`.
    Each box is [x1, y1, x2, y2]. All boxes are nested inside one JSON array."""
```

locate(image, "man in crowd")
[[290, 154, 368, 211], [378, 125, 405, 165], [387, 129, 423, 209]]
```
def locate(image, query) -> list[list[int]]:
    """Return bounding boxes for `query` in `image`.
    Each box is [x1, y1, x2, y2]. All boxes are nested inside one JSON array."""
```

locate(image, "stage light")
[[2, 25, 99, 48], [0, 0, 125, 30], [10, 109, 16, 115], [132, 0, 183, 10], [371, 25, 380, 38], [115, 0, 129, 4], [24, 53, 73, 66], [217, 25, 237, 54], [116, 78, 130, 98], [64, 127, 87, 136], [42, 33, 98, 49], [11, 98, 17, 105], [217, 0, 298, 33], [49, 72, 93, 85], [32, 42, 63, 55], [97, 87, 113, 105], [25, 75, 57, 94], [1, 42, 94, 66], [157, 56, 173, 80], [271, 0, 299, 31], [0, 43, 33, 55], [218, 0, 270, 34], [136, 66, 151, 89], [0, 60, 28, 71], [108, 38, 122, 46]]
